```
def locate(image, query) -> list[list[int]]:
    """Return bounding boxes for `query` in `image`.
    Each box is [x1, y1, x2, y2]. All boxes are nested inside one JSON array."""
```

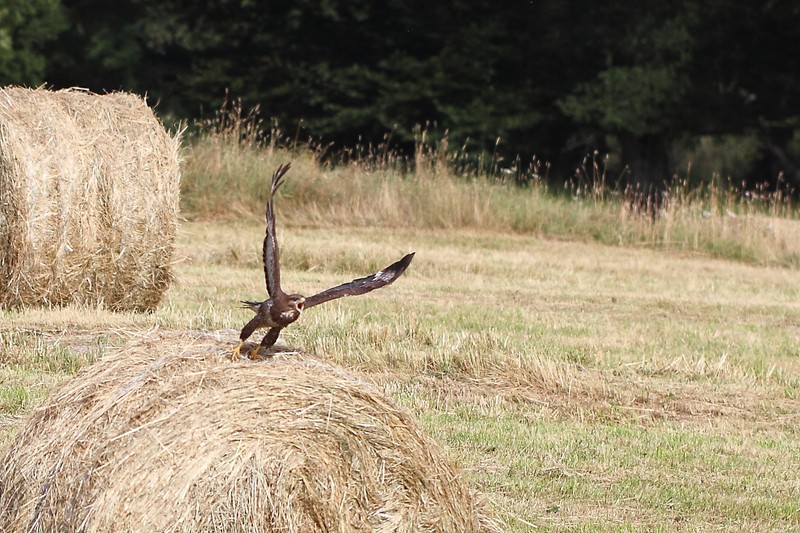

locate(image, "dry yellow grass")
[[180, 112, 800, 270], [170, 221, 800, 529]]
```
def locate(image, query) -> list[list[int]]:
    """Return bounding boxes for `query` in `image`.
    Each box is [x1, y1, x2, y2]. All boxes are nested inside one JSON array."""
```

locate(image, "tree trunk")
[[617, 131, 671, 217], [761, 131, 800, 189], [618, 131, 671, 191]]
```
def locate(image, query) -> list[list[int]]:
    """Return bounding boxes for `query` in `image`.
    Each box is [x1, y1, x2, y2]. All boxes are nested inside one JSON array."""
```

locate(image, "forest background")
[[3, 0, 800, 193]]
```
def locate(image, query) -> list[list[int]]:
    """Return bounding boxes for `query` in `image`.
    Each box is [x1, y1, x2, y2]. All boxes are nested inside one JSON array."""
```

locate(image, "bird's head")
[[282, 294, 305, 319]]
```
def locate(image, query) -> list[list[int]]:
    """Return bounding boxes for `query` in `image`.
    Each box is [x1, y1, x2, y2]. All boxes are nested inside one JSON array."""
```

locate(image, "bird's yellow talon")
[[231, 340, 244, 361], [247, 346, 263, 361]]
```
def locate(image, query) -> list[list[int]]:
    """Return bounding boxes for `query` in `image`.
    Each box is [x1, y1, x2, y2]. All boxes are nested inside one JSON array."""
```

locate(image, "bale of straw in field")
[[0, 87, 180, 312], [0, 333, 498, 532]]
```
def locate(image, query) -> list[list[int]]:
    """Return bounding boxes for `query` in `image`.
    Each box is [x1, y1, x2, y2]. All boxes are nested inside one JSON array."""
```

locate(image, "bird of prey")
[[233, 163, 414, 360]]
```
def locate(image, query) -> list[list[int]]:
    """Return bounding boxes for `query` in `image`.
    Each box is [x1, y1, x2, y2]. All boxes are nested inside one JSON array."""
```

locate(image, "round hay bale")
[[0, 87, 181, 312], [0, 334, 498, 532]]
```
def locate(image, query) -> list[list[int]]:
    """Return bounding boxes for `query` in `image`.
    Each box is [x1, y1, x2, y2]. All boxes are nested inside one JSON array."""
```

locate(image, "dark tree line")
[[2, 0, 799, 190]]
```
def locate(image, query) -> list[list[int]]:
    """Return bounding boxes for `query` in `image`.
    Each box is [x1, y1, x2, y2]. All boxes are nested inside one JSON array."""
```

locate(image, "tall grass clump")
[[566, 152, 800, 266], [181, 101, 534, 230], [181, 102, 799, 267]]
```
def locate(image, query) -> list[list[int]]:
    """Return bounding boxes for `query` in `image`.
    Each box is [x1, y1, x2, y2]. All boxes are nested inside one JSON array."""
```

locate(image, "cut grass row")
[[4, 220, 798, 530]]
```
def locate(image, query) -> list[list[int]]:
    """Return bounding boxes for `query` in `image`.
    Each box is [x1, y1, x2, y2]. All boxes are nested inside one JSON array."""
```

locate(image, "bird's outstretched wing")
[[304, 252, 415, 309], [263, 163, 291, 297]]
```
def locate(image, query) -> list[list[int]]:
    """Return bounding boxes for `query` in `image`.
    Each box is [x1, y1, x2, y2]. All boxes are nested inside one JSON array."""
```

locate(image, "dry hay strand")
[[0, 86, 181, 312], [0, 333, 499, 532]]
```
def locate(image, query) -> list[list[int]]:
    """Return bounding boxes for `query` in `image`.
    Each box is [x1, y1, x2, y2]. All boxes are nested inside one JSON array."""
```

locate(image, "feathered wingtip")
[[392, 252, 415, 274], [377, 252, 415, 282], [271, 163, 291, 196]]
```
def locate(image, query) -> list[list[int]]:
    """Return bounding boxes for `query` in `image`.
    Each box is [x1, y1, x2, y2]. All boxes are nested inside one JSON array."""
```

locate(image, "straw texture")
[[0, 333, 498, 532], [0, 87, 180, 311]]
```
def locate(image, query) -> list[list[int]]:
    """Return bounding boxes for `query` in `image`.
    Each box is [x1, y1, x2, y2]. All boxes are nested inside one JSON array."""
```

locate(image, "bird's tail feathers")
[[241, 300, 262, 313]]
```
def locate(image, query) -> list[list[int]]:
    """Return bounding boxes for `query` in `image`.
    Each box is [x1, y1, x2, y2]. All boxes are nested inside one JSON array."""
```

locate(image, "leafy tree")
[[44, 0, 144, 95], [558, 1, 698, 190], [0, 0, 67, 85], [689, 1, 800, 187], [47, 1, 574, 166], [558, 1, 800, 190]]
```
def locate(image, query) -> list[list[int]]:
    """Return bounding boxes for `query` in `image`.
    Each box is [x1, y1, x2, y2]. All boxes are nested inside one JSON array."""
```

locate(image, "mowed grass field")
[[2, 216, 799, 531]]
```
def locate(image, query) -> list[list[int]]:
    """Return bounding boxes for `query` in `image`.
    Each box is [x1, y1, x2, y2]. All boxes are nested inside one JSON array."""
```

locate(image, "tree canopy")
[[5, 0, 800, 190], [0, 0, 66, 84]]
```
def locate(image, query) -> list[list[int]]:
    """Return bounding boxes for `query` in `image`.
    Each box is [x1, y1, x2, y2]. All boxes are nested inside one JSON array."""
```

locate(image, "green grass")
[[418, 411, 799, 531], [0, 328, 108, 445]]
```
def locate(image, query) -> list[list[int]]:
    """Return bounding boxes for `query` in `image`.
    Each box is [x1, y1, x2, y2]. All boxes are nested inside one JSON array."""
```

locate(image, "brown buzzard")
[[233, 163, 414, 359]]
